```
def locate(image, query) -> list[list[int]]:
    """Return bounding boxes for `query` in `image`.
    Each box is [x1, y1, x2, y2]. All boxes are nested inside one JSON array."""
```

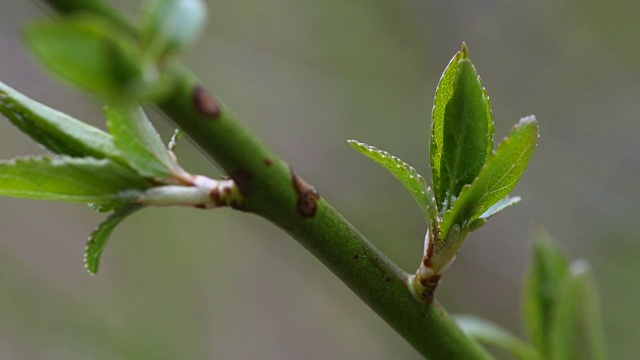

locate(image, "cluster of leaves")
[[0, 0, 606, 357], [456, 231, 606, 360], [0, 82, 191, 273], [25, 0, 206, 101], [349, 44, 539, 275], [0, 0, 209, 274], [349, 45, 606, 358]]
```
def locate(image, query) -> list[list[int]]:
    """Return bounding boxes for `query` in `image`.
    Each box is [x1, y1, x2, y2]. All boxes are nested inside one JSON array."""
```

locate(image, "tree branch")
[[37, 1, 494, 358]]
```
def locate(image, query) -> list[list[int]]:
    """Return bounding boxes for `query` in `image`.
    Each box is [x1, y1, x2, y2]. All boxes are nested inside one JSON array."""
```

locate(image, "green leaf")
[[84, 204, 142, 274], [431, 49, 461, 207], [0, 81, 123, 161], [483, 87, 495, 158], [140, 0, 208, 59], [466, 196, 521, 231], [522, 230, 570, 356], [480, 196, 521, 220], [466, 196, 520, 232], [440, 116, 538, 239], [431, 44, 493, 211], [455, 315, 542, 360], [348, 140, 437, 231], [23, 16, 143, 99], [549, 261, 606, 360], [105, 105, 185, 181], [0, 155, 147, 204]]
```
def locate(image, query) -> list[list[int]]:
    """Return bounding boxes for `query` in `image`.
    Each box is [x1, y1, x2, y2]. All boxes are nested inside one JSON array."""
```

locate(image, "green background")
[[0, 0, 637, 358]]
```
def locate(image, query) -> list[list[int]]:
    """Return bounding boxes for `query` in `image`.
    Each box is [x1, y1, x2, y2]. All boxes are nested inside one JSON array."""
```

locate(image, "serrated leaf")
[[440, 116, 538, 239], [431, 44, 493, 211], [23, 16, 143, 99], [549, 261, 606, 360], [105, 105, 184, 181], [455, 315, 542, 360], [0, 81, 122, 161], [522, 230, 570, 356], [431, 49, 462, 207], [141, 0, 208, 59], [482, 87, 495, 158], [84, 204, 142, 274], [0, 155, 147, 204], [348, 140, 437, 231]]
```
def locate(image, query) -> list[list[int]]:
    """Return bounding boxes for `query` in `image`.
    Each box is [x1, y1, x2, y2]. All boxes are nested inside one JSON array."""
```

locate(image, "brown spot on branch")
[[192, 85, 221, 119], [290, 168, 320, 218]]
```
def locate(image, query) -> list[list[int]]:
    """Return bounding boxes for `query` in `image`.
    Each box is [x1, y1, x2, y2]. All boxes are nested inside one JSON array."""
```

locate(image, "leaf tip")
[[519, 115, 537, 126], [347, 139, 362, 150], [460, 42, 469, 58], [570, 258, 591, 277]]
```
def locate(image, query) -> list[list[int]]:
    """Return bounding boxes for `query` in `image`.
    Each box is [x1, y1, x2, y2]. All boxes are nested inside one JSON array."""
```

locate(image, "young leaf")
[[84, 204, 142, 274], [0, 81, 122, 161], [465, 196, 521, 231], [0, 155, 147, 204], [479, 196, 521, 220], [431, 44, 493, 211], [440, 116, 538, 239], [522, 231, 570, 356], [23, 16, 143, 99], [549, 261, 606, 360], [440, 54, 491, 207], [105, 105, 186, 181], [140, 0, 208, 59], [431, 49, 461, 207], [455, 315, 542, 360], [348, 140, 438, 230]]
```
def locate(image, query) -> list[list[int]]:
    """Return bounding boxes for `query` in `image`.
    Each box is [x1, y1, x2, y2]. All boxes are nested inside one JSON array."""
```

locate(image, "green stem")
[[39, 1, 495, 358]]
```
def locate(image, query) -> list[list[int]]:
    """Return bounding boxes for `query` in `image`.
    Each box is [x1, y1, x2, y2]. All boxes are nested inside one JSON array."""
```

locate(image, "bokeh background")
[[1, 0, 638, 359]]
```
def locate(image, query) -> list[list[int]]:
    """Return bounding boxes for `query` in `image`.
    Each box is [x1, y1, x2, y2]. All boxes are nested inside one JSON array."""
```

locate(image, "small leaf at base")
[[84, 204, 142, 274], [479, 196, 521, 220]]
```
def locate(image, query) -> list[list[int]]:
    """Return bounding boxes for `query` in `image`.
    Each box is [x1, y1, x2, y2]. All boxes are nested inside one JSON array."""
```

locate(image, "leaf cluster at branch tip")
[[349, 43, 538, 277]]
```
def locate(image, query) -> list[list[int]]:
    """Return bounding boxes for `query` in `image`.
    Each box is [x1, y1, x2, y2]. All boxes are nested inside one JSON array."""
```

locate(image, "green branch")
[[36, 1, 494, 358]]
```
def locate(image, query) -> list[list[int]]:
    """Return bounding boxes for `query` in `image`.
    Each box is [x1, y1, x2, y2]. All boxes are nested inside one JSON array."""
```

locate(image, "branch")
[[37, 1, 494, 358]]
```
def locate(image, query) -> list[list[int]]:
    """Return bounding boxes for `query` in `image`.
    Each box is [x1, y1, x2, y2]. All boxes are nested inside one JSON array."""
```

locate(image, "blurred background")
[[0, 0, 638, 359]]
